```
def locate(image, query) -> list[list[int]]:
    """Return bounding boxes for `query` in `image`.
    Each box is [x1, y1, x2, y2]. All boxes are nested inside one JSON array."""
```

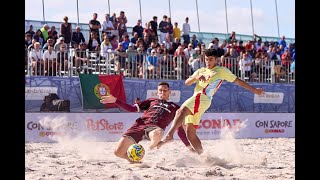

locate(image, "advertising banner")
[[25, 113, 295, 142]]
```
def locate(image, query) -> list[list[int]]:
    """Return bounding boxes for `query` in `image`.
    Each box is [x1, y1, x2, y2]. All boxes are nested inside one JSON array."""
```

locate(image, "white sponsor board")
[[25, 113, 295, 142], [254, 92, 284, 104], [25, 87, 58, 100], [146, 90, 181, 102]]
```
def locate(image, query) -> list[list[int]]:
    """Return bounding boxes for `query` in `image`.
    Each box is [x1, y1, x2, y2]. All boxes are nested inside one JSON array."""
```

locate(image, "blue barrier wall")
[[25, 76, 295, 113]]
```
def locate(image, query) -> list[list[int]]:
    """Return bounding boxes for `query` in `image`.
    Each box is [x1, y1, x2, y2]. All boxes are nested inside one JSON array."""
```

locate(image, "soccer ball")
[[127, 143, 145, 162]]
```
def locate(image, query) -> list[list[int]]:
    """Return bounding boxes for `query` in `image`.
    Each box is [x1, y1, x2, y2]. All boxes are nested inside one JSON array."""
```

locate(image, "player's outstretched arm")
[[185, 75, 206, 86], [100, 94, 138, 112], [233, 78, 265, 95]]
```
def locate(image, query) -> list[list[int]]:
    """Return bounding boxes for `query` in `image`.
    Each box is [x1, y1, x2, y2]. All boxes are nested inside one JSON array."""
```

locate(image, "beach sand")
[[25, 137, 294, 180]]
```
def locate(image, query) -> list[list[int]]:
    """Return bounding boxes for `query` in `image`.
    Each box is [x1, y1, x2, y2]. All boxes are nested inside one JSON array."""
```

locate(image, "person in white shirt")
[[184, 43, 194, 59], [238, 53, 253, 81], [182, 17, 191, 44], [102, 14, 114, 37], [43, 45, 57, 76], [29, 42, 44, 75]]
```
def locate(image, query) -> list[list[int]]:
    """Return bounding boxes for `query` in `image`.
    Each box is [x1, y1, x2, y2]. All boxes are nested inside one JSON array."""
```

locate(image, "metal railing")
[[25, 48, 295, 84]]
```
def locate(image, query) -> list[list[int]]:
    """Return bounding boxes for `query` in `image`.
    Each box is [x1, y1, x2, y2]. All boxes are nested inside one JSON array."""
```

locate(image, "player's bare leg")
[[157, 106, 192, 148], [185, 123, 203, 154], [114, 136, 136, 162], [148, 128, 164, 149]]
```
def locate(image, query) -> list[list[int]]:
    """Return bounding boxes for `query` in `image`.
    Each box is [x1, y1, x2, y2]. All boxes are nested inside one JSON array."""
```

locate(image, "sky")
[[25, 0, 295, 39]]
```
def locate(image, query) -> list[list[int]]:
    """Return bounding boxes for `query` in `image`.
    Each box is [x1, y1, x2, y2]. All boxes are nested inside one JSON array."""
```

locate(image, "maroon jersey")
[[114, 98, 190, 146], [136, 98, 180, 130]]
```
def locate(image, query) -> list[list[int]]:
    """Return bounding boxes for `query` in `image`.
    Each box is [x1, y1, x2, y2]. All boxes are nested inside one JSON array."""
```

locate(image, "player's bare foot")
[[149, 142, 158, 150], [156, 135, 174, 149]]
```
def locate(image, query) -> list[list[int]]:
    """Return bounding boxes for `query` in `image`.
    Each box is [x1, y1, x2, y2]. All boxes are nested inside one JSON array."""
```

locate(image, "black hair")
[[158, 82, 170, 88], [204, 48, 218, 57]]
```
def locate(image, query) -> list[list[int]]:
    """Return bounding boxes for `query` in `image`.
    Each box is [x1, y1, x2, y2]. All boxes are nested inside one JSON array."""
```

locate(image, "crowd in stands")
[[25, 11, 295, 81]]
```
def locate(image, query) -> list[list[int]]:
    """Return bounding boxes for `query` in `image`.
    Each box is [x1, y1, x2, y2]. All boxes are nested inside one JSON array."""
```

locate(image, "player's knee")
[[113, 148, 122, 157], [153, 128, 163, 138]]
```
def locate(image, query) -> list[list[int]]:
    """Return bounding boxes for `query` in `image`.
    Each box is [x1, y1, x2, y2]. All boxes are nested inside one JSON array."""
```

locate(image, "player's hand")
[[196, 75, 206, 82], [254, 88, 265, 95], [100, 94, 117, 104]]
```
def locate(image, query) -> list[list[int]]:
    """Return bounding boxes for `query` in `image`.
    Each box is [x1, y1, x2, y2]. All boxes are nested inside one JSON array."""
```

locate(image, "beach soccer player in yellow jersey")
[[157, 48, 265, 154]]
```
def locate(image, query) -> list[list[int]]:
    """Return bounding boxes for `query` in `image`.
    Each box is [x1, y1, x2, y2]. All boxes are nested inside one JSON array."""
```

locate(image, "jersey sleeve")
[[221, 66, 237, 82], [136, 98, 153, 112], [190, 68, 200, 78]]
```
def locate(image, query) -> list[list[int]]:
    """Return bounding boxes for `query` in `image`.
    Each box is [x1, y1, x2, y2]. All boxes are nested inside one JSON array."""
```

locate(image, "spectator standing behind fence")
[[43, 45, 57, 76], [110, 35, 119, 51], [159, 15, 169, 43], [72, 26, 85, 46], [26, 25, 35, 38], [102, 14, 114, 37], [27, 37, 38, 51], [29, 42, 43, 75], [56, 44, 69, 71], [182, 17, 191, 44], [89, 13, 102, 42], [238, 53, 253, 81], [40, 24, 50, 42], [131, 32, 139, 44], [150, 16, 158, 40], [88, 32, 101, 52], [117, 11, 127, 39], [35, 29, 44, 47], [188, 47, 205, 74], [48, 26, 58, 43], [42, 36, 54, 50], [54, 37, 67, 52], [100, 34, 112, 56], [60, 16, 72, 46], [143, 22, 156, 42], [173, 22, 181, 41], [227, 31, 237, 43], [74, 42, 89, 72], [278, 36, 287, 48], [25, 33, 32, 47], [132, 19, 144, 38]]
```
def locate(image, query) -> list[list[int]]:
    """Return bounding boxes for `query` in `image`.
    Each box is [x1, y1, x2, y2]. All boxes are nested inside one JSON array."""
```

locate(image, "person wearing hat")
[[147, 49, 159, 78], [54, 36, 67, 52], [25, 25, 35, 38], [132, 19, 144, 38]]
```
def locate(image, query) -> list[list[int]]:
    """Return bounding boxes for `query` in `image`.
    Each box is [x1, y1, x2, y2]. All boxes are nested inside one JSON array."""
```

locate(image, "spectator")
[[173, 22, 181, 41], [74, 42, 89, 71], [56, 44, 69, 71], [150, 16, 158, 40], [48, 26, 58, 42], [131, 32, 139, 44], [110, 12, 118, 30], [29, 42, 43, 75], [188, 47, 204, 74], [159, 15, 169, 43], [110, 35, 119, 50], [25, 25, 35, 38], [34, 29, 45, 47], [42, 36, 55, 50], [184, 43, 195, 59], [25, 33, 32, 47], [40, 24, 50, 42], [117, 11, 128, 39], [191, 35, 199, 48], [169, 37, 181, 54], [147, 49, 159, 77], [27, 36, 38, 51], [60, 16, 72, 46], [143, 22, 156, 42], [87, 31, 101, 52], [278, 35, 287, 48], [228, 31, 237, 43], [182, 17, 191, 44], [238, 53, 253, 81], [72, 26, 86, 46], [132, 19, 144, 38], [121, 35, 130, 50], [100, 34, 112, 56], [42, 45, 57, 76], [54, 37, 67, 52], [102, 14, 114, 37], [89, 13, 102, 42]]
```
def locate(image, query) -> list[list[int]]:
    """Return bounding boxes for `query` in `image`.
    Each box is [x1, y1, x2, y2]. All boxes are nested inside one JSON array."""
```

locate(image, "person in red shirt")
[[100, 82, 192, 162]]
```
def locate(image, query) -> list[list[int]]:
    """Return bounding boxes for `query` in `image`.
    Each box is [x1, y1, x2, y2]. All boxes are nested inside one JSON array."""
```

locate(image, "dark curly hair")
[[204, 48, 218, 57]]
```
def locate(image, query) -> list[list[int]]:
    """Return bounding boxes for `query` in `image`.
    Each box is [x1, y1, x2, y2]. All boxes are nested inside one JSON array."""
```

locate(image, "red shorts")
[[123, 120, 160, 143]]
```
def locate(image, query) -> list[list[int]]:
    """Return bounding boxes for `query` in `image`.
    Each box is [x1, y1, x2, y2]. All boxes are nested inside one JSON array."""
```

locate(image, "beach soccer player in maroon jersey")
[[100, 82, 193, 162]]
